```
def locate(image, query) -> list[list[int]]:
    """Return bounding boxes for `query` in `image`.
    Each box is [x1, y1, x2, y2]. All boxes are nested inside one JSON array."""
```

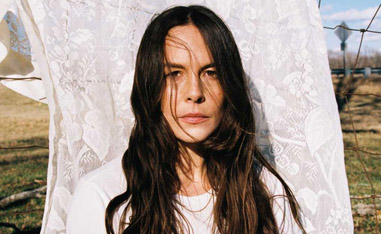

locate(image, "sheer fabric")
[[0, 0, 353, 233]]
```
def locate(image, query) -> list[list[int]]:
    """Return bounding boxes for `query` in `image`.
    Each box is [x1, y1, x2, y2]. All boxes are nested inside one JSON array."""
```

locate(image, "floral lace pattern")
[[0, 0, 353, 233]]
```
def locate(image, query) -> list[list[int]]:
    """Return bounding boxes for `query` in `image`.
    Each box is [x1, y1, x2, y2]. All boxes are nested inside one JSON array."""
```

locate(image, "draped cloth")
[[0, 0, 353, 233]]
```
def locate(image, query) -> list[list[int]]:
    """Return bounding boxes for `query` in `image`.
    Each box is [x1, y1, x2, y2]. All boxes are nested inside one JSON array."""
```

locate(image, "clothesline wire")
[[366, 3, 381, 31], [344, 148, 381, 157], [343, 93, 381, 98], [0, 77, 41, 81], [350, 195, 381, 199], [345, 96, 378, 222], [0, 145, 48, 150], [323, 25, 381, 34], [352, 3, 381, 75]]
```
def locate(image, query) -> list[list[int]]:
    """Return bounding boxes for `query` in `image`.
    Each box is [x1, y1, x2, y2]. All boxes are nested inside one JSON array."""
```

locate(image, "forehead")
[[164, 24, 213, 65]]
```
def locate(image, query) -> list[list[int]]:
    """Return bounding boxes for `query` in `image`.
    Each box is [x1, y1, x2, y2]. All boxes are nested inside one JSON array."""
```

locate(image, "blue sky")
[[319, 0, 381, 53]]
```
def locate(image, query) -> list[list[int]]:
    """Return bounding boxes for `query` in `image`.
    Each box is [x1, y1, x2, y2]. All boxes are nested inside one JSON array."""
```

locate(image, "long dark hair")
[[106, 5, 305, 234]]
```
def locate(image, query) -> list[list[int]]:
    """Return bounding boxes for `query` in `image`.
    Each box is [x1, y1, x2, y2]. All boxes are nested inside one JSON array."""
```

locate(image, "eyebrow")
[[164, 63, 185, 69], [164, 63, 216, 73], [200, 63, 215, 72]]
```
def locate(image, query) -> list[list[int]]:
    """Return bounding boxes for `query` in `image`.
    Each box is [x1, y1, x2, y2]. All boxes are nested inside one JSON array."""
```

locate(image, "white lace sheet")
[[0, 0, 353, 233]]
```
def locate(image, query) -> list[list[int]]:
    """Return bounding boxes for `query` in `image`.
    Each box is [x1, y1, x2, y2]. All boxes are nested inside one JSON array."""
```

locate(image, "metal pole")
[[343, 46, 346, 76], [341, 42, 348, 76]]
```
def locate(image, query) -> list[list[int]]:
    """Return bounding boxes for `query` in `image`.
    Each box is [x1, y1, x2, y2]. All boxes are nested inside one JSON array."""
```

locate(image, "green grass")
[[0, 75, 380, 233], [0, 84, 48, 234], [344, 132, 381, 196]]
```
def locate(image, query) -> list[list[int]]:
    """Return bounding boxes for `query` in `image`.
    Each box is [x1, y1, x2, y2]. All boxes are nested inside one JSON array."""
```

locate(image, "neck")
[[177, 142, 211, 196]]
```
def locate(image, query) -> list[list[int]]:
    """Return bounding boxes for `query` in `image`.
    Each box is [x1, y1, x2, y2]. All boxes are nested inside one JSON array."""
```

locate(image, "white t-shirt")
[[66, 157, 302, 234]]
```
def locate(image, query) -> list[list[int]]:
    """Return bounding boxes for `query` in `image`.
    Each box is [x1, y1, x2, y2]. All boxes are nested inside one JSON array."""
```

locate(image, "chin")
[[164, 116, 222, 144], [178, 135, 207, 144], [174, 127, 215, 144]]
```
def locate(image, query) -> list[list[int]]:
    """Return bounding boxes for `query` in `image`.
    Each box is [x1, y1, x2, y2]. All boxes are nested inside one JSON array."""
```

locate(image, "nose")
[[186, 72, 205, 104]]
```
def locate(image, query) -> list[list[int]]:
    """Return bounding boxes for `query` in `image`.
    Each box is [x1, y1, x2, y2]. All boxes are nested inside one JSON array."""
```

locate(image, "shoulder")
[[79, 156, 126, 195], [260, 168, 304, 234], [260, 167, 283, 195], [66, 156, 126, 234]]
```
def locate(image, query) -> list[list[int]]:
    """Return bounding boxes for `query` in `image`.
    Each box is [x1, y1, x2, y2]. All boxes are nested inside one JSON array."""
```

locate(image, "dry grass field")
[[0, 84, 49, 234], [0, 75, 380, 233], [333, 75, 381, 233]]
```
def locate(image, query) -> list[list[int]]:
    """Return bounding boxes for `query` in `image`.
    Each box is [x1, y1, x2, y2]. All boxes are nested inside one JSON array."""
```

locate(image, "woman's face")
[[162, 24, 224, 144]]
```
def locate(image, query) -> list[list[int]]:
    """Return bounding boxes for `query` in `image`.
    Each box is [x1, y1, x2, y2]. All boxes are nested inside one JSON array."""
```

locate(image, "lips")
[[179, 113, 209, 124]]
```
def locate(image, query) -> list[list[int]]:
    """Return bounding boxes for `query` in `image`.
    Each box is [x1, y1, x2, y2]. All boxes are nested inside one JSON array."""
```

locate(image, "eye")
[[165, 71, 182, 79], [203, 70, 217, 78]]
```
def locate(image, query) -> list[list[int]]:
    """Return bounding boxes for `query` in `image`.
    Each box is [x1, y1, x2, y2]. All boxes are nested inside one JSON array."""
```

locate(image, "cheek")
[[216, 91, 225, 123], [161, 84, 177, 120], [213, 87, 224, 113]]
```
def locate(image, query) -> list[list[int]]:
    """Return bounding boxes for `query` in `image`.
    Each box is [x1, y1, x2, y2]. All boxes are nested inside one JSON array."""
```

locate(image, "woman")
[[67, 5, 306, 234]]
